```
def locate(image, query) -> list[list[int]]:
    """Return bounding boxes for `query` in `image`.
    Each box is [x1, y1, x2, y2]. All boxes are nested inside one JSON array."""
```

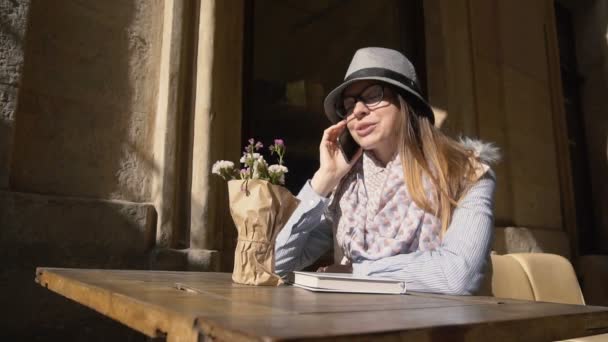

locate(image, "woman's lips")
[[355, 123, 377, 137]]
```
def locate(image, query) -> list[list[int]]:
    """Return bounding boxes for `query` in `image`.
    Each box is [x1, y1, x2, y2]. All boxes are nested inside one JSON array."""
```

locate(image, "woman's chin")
[[354, 136, 379, 150]]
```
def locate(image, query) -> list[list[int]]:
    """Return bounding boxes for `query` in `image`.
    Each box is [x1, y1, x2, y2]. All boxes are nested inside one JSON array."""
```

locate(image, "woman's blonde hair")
[[396, 94, 479, 235]]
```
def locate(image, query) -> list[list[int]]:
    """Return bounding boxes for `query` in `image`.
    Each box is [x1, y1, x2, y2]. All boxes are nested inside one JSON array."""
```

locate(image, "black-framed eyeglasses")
[[336, 83, 386, 118]]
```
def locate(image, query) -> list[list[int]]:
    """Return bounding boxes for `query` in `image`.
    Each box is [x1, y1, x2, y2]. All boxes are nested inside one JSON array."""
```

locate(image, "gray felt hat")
[[323, 47, 434, 124]]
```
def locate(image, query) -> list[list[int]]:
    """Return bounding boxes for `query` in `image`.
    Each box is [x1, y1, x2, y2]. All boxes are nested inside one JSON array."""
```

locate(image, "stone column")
[[0, 0, 30, 188], [189, 0, 244, 268], [151, 0, 196, 248]]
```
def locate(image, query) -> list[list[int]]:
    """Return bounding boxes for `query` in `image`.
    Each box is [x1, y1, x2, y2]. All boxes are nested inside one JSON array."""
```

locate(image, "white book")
[[288, 271, 407, 294]]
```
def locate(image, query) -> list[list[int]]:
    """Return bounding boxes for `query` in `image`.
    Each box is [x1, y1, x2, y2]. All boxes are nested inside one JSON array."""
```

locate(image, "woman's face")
[[342, 80, 402, 161]]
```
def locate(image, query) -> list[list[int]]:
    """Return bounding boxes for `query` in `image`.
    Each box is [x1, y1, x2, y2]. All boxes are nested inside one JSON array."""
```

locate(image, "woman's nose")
[[351, 100, 369, 119]]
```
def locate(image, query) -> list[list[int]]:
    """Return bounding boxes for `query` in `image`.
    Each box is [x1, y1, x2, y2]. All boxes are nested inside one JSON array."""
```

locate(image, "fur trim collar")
[[460, 137, 501, 165]]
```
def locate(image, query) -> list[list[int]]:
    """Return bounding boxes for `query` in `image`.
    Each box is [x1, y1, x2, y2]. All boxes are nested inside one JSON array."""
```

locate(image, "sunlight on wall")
[[431, 106, 448, 128]]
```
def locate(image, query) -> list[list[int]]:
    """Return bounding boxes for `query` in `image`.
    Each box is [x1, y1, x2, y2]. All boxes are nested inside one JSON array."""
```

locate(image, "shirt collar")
[[362, 151, 399, 176]]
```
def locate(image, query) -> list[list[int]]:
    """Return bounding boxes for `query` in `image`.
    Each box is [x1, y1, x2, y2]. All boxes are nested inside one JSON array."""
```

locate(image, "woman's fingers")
[[312, 121, 357, 196], [322, 120, 347, 143]]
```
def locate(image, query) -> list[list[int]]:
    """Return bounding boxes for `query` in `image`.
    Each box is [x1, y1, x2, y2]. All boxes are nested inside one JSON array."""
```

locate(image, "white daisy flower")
[[212, 160, 235, 175], [268, 164, 288, 174]]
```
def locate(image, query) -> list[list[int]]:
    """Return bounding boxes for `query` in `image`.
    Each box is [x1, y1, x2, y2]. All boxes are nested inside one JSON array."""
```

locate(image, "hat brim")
[[323, 76, 434, 124]]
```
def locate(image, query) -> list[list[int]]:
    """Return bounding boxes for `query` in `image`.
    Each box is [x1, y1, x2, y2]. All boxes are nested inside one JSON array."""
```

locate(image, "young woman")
[[274, 47, 499, 295]]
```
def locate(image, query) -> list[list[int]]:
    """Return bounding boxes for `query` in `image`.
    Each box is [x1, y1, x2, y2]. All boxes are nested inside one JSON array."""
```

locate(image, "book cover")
[[288, 271, 407, 294]]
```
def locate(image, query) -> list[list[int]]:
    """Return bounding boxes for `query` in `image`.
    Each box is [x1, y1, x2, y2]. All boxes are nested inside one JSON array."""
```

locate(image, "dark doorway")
[[554, 2, 596, 254], [243, 0, 427, 194]]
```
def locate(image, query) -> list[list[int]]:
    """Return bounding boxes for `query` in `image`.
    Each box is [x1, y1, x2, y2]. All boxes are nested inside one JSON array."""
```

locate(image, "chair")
[[489, 253, 535, 301], [492, 226, 608, 307], [490, 253, 585, 305], [490, 253, 608, 341]]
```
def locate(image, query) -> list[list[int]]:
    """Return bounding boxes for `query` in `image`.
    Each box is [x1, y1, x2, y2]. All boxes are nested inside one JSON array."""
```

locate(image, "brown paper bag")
[[227, 179, 300, 286]]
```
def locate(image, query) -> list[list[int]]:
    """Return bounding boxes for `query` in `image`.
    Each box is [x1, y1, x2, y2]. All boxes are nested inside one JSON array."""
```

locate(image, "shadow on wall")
[[10, 0, 158, 204], [0, 17, 24, 43], [0, 1, 26, 186], [0, 119, 13, 184], [0, 193, 155, 340], [1, 0, 164, 340], [574, 1, 608, 253]]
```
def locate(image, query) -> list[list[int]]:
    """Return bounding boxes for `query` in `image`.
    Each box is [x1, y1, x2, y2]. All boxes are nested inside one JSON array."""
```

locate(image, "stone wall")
[[10, 0, 163, 203], [0, 0, 30, 188], [424, 0, 608, 305], [1, 0, 606, 339], [0, 191, 156, 339], [425, 0, 567, 233], [0, 0, 164, 340]]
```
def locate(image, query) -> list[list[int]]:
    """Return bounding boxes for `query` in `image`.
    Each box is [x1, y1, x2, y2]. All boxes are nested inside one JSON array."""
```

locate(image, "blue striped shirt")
[[274, 170, 496, 295]]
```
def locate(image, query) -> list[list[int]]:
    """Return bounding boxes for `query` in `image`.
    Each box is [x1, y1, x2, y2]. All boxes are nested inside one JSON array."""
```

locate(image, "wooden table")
[[35, 268, 608, 341]]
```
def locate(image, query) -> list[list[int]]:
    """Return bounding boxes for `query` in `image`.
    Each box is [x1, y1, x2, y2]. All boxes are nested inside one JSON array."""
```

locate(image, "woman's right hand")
[[310, 120, 362, 197]]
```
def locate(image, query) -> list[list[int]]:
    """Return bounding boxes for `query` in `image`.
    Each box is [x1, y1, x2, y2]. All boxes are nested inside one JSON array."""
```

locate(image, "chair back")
[[490, 253, 585, 305]]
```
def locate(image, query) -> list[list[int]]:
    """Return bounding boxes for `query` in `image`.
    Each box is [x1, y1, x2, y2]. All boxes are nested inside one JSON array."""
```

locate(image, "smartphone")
[[337, 128, 360, 163]]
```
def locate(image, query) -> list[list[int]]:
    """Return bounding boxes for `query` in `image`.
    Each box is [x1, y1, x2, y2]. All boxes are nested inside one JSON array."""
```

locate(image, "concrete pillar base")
[[149, 248, 221, 272], [0, 190, 157, 337]]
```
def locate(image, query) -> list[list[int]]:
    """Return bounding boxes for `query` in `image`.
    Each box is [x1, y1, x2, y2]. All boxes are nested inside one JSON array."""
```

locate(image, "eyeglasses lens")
[[337, 84, 384, 118]]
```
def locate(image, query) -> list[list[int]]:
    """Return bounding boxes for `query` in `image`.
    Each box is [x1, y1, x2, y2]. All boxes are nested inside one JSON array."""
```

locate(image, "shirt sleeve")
[[351, 170, 497, 295], [274, 180, 334, 277]]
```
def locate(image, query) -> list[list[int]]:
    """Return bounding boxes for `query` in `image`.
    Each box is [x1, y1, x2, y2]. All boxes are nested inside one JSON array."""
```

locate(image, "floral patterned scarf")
[[330, 151, 442, 263]]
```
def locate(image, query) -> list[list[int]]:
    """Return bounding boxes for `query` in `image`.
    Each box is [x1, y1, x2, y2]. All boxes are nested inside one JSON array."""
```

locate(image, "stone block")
[[10, 0, 163, 202], [0, 0, 30, 87], [11, 90, 154, 202], [149, 247, 221, 272], [186, 248, 221, 272], [149, 247, 188, 270], [0, 0, 30, 188], [17, 0, 163, 114], [0, 84, 17, 187], [0, 190, 156, 338]]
